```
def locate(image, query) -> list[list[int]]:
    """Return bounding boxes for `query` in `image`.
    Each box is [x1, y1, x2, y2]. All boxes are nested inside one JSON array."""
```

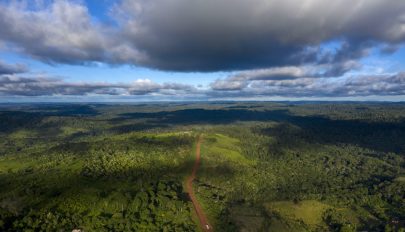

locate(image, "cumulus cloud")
[[210, 79, 248, 91], [0, 0, 404, 71], [210, 66, 310, 90], [128, 79, 196, 95], [209, 72, 405, 98], [0, 60, 28, 75], [0, 75, 197, 96], [113, 0, 405, 71], [210, 61, 362, 91], [0, 0, 142, 65]]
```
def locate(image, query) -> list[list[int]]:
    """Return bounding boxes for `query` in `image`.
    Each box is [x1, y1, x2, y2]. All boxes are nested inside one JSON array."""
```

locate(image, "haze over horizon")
[[1, 0, 405, 102]]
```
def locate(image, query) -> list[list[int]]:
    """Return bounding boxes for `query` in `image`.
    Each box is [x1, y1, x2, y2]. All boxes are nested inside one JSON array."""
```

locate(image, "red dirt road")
[[186, 136, 213, 231]]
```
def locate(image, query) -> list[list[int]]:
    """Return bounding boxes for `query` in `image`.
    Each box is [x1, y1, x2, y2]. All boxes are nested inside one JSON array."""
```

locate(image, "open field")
[[0, 102, 404, 231]]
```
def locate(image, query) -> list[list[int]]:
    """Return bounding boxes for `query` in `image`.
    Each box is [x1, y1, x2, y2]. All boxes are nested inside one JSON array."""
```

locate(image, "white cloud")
[[0, 0, 141, 65]]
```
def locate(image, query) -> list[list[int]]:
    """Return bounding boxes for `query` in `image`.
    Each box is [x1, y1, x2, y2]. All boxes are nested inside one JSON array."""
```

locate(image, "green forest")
[[0, 102, 404, 231]]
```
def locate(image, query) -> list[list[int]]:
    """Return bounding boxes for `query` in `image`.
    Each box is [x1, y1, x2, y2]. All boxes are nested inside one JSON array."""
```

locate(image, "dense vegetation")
[[0, 102, 404, 231]]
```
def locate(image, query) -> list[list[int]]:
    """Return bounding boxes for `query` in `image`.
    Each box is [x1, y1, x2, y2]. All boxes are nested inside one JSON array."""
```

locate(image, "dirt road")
[[186, 136, 213, 231]]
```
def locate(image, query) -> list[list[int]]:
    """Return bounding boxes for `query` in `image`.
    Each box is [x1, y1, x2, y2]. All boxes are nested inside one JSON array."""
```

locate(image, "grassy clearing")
[[227, 205, 267, 232], [264, 200, 381, 231], [265, 200, 331, 227]]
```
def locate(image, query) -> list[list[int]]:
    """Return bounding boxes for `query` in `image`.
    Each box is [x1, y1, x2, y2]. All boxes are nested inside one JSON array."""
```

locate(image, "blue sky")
[[0, 0, 405, 102]]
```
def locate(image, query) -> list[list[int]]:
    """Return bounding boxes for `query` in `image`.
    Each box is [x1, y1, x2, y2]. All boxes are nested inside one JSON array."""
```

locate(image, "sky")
[[0, 0, 405, 102]]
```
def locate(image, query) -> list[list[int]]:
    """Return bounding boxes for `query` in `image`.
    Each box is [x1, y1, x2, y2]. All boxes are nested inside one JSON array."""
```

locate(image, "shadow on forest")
[[0, 147, 237, 215], [261, 114, 405, 155], [0, 105, 100, 135], [113, 108, 290, 124], [2, 105, 405, 154], [112, 108, 405, 154], [31, 104, 101, 117], [1, 134, 239, 206], [108, 123, 169, 134]]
